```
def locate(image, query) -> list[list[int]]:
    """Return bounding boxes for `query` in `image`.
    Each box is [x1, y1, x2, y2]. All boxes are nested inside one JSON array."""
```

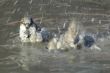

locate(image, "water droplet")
[[29, 0, 33, 4], [13, 0, 18, 5]]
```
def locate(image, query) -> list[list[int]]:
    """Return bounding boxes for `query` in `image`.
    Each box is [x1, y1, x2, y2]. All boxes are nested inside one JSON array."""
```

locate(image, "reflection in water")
[[0, 0, 110, 73]]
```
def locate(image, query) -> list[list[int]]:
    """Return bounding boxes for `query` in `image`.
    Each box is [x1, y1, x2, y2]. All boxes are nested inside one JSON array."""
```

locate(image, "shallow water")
[[0, 0, 110, 73]]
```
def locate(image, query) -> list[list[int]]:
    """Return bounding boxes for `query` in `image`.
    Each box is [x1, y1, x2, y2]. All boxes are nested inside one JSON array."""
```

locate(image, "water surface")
[[0, 0, 110, 73]]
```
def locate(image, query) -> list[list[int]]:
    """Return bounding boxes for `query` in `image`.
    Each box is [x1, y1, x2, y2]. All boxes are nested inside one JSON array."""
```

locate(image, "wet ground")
[[0, 0, 110, 73]]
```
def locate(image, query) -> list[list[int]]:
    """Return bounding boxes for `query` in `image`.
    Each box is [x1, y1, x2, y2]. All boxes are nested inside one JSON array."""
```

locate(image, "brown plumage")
[[47, 20, 78, 51]]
